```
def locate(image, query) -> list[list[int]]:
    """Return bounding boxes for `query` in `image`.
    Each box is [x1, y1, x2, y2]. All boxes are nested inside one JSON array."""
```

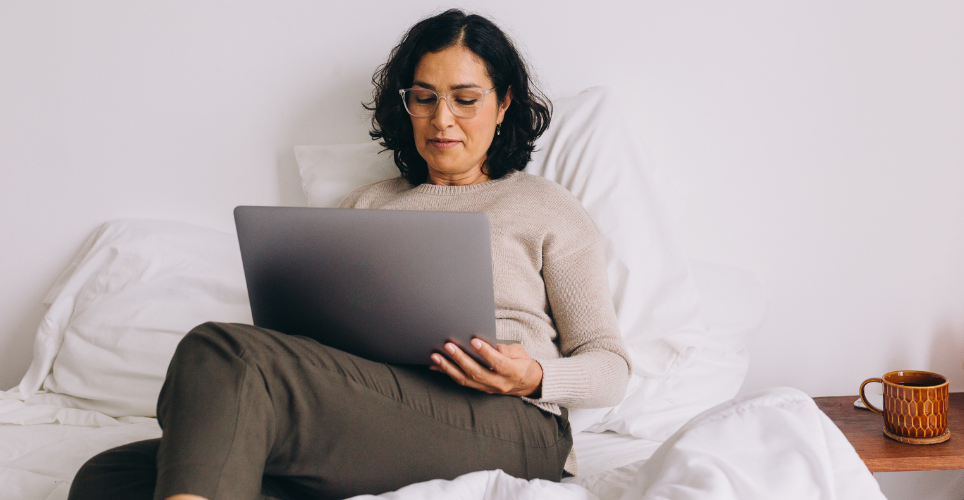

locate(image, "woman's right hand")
[[430, 339, 543, 398]]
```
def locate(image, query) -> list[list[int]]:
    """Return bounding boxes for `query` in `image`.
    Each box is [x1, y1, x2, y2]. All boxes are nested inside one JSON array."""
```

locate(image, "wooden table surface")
[[813, 392, 964, 472]]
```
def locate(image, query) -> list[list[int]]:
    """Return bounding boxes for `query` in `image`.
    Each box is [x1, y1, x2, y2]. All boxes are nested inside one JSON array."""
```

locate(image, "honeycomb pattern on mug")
[[883, 384, 948, 438]]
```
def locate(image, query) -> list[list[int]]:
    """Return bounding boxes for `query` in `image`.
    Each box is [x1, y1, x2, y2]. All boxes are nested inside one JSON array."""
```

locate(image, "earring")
[[496, 124, 501, 136]]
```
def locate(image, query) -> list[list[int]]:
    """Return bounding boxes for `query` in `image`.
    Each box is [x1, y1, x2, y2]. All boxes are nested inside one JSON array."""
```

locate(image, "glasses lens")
[[405, 89, 437, 117], [449, 89, 485, 117]]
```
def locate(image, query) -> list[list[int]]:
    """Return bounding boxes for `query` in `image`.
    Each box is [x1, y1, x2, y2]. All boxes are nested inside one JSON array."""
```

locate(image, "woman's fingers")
[[444, 342, 505, 387], [436, 342, 520, 393], [469, 339, 511, 374], [432, 351, 499, 393]]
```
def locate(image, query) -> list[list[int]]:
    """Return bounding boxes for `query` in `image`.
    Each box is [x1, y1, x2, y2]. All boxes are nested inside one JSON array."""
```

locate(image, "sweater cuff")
[[534, 357, 588, 407], [526, 351, 631, 409]]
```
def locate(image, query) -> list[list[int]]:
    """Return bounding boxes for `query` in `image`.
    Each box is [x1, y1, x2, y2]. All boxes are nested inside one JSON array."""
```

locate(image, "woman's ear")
[[497, 86, 513, 124]]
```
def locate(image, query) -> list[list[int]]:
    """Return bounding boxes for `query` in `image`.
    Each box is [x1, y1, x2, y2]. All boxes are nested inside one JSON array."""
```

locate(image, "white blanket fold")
[[619, 387, 885, 500]]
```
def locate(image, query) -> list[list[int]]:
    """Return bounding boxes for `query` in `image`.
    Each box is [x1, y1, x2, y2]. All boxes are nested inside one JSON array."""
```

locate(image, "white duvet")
[[0, 387, 884, 500]]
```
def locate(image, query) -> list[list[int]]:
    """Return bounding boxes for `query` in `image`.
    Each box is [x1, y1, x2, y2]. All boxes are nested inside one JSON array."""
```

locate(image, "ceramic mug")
[[859, 370, 949, 442]]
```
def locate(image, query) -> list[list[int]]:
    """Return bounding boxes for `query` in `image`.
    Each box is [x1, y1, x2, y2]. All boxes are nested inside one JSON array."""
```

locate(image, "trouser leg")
[[117, 322, 571, 500], [68, 439, 289, 500], [154, 322, 280, 500], [68, 439, 159, 500], [255, 339, 572, 499]]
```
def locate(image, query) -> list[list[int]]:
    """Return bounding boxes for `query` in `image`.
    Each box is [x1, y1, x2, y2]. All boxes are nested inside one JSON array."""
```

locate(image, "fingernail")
[[445, 344, 456, 354], [471, 339, 483, 350], [432, 354, 442, 364]]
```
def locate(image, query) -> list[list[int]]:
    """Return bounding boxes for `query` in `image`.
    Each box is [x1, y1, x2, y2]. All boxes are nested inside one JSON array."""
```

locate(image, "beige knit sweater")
[[341, 170, 632, 474]]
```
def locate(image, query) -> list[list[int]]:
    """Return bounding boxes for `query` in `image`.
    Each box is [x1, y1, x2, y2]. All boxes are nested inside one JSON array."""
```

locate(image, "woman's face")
[[410, 45, 511, 186]]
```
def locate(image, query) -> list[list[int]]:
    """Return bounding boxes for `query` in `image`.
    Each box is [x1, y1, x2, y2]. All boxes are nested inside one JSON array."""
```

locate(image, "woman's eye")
[[415, 97, 435, 104], [455, 99, 478, 106]]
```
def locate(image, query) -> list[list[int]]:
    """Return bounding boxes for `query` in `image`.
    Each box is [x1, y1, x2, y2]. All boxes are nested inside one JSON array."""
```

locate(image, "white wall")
[[2, 1, 962, 403]]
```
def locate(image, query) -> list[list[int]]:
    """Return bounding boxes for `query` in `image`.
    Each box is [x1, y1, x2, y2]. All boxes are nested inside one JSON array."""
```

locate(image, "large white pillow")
[[11, 219, 252, 417], [584, 259, 766, 440], [296, 87, 707, 379]]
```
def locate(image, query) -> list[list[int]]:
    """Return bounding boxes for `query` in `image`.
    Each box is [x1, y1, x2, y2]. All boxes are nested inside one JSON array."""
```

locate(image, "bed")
[[0, 88, 885, 499]]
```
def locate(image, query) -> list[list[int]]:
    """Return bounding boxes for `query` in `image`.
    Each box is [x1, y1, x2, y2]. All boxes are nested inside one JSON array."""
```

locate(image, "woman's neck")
[[426, 170, 490, 186]]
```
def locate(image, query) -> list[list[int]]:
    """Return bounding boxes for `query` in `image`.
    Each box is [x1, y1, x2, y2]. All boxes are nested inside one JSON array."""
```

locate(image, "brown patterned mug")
[[859, 370, 949, 443]]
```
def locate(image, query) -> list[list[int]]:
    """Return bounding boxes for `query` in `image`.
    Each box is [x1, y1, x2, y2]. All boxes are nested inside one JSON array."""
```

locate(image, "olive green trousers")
[[68, 322, 571, 500]]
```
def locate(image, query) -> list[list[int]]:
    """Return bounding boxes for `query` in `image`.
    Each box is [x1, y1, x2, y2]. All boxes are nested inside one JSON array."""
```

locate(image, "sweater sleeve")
[[531, 238, 632, 409]]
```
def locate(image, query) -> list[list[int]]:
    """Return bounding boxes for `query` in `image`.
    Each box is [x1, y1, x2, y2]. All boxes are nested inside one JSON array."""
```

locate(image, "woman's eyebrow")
[[412, 81, 482, 90]]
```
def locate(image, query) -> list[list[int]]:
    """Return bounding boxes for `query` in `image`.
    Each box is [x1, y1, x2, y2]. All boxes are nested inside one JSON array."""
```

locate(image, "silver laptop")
[[233, 206, 498, 367]]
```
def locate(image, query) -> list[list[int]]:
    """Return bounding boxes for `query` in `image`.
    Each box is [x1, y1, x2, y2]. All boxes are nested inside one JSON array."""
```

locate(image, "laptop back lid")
[[234, 206, 497, 365]]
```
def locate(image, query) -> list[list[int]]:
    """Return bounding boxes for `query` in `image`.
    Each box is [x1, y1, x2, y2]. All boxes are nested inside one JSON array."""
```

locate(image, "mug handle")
[[859, 378, 884, 415]]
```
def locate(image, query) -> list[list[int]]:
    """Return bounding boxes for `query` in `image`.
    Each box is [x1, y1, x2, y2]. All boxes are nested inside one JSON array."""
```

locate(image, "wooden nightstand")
[[813, 392, 964, 472]]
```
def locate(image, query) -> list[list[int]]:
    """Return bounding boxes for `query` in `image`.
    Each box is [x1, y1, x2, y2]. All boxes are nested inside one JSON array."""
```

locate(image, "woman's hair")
[[366, 9, 552, 184]]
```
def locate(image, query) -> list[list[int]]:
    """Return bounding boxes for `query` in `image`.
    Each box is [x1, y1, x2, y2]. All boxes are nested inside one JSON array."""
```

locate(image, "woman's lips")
[[430, 138, 461, 150]]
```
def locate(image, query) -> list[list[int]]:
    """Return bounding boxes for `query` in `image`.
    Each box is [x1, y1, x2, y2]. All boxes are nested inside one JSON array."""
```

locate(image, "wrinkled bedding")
[[1, 388, 885, 500]]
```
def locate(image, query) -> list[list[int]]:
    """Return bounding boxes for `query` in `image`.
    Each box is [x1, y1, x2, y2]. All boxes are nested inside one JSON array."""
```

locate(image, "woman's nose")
[[431, 97, 456, 130]]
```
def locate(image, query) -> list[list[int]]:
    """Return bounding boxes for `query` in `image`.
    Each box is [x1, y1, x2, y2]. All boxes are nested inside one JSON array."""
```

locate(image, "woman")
[[69, 9, 630, 500]]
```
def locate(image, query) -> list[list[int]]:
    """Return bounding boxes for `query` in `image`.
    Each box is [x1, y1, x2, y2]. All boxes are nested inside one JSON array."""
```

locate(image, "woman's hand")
[[430, 340, 543, 398]]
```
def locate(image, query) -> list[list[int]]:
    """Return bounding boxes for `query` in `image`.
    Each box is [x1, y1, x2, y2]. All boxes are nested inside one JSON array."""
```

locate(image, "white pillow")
[[527, 87, 706, 377], [585, 260, 766, 440], [12, 219, 252, 417], [297, 87, 707, 380]]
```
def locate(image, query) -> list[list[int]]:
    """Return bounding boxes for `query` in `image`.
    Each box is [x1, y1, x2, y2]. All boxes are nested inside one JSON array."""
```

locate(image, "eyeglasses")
[[398, 87, 496, 118]]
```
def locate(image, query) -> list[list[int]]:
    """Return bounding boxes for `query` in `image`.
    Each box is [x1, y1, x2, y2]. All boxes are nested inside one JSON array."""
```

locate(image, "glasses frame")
[[398, 87, 496, 118]]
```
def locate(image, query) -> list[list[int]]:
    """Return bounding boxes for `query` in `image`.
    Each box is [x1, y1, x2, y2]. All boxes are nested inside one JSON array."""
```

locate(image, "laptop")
[[233, 206, 498, 367]]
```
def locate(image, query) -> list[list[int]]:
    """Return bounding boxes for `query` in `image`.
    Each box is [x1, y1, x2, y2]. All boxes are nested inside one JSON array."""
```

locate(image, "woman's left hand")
[[431, 340, 543, 398]]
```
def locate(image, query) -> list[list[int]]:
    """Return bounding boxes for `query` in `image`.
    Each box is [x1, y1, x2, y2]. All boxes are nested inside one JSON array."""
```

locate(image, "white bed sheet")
[[568, 432, 660, 481], [0, 420, 161, 500], [565, 432, 661, 500]]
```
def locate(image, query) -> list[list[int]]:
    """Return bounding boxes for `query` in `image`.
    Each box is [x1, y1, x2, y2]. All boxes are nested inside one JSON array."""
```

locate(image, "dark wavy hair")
[[366, 9, 552, 184]]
